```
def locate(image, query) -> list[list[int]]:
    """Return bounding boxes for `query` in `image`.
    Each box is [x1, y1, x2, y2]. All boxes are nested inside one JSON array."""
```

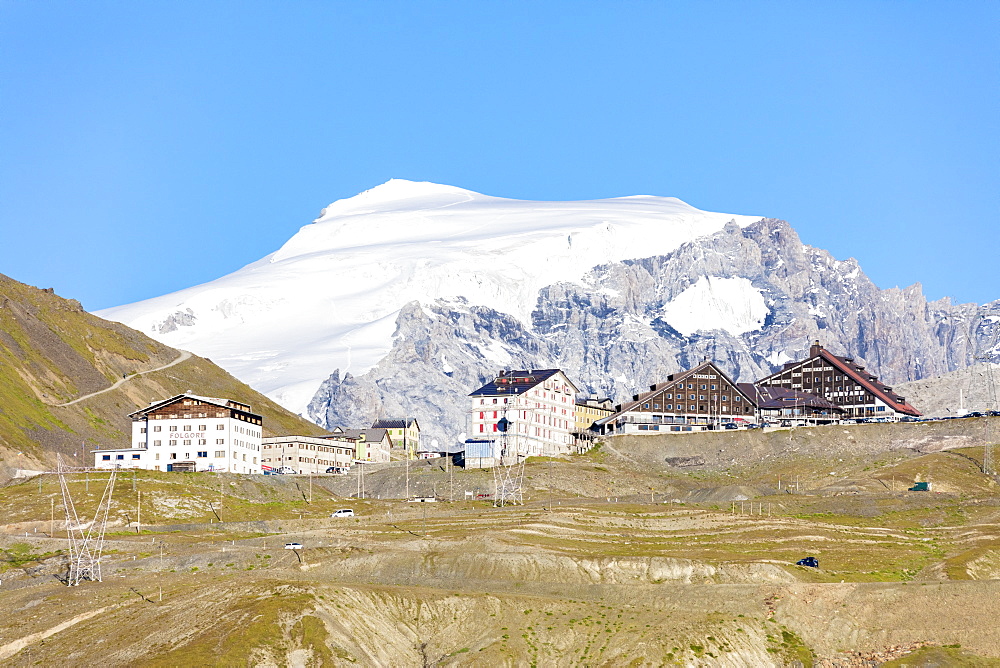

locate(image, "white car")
[[284, 542, 303, 550], [331, 509, 355, 518]]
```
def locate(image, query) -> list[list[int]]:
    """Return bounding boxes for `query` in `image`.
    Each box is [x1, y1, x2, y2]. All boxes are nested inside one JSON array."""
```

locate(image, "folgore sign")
[[173, 432, 206, 439]]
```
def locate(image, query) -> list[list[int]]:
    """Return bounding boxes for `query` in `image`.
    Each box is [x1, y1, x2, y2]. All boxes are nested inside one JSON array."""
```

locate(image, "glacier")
[[96, 180, 995, 445], [97, 179, 761, 414]]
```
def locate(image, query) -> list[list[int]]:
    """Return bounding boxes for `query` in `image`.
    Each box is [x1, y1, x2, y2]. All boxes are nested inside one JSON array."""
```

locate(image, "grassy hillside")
[[1, 443, 1000, 665], [0, 273, 327, 474]]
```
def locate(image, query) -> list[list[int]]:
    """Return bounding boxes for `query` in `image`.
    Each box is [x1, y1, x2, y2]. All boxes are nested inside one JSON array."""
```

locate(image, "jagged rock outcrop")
[[309, 219, 991, 445]]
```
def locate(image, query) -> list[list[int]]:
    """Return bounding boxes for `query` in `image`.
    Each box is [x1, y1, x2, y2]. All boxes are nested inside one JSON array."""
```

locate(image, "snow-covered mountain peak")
[[97, 182, 762, 414], [317, 179, 482, 219]]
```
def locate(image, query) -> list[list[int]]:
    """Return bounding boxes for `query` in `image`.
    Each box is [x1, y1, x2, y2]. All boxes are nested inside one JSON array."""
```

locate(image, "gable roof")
[[758, 343, 921, 417], [371, 418, 420, 430], [128, 393, 257, 419], [602, 360, 757, 421], [469, 369, 578, 397]]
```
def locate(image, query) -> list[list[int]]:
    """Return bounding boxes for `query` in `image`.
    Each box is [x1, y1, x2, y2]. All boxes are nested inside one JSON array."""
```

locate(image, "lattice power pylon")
[[492, 414, 526, 507], [967, 305, 1000, 476], [58, 456, 117, 585]]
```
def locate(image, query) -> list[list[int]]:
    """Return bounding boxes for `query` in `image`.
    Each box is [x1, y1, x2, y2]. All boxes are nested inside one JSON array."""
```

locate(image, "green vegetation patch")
[[144, 591, 340, 667]]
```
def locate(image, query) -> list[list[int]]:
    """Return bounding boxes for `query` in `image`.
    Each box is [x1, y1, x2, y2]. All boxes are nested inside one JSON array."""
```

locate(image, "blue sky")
[[1, 1, 997, 311]]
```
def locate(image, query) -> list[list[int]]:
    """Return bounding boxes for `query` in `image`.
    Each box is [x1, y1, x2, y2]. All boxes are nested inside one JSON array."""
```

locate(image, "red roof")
[[758, 344, 921, 417]]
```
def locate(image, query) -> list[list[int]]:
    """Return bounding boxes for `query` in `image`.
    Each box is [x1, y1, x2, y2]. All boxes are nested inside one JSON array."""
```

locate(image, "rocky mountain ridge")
[[310, 218, 994, 445]]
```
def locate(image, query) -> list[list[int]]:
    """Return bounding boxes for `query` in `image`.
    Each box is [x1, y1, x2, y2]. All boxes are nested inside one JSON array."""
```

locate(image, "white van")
[[332, 509, 355, 518]]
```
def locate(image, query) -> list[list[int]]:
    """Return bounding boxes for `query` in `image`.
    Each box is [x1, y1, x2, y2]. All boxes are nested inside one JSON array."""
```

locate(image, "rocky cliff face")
[[309, 219, 991, 445]]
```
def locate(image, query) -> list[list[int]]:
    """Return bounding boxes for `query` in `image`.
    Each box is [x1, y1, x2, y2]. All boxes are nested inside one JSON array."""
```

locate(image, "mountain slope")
[[95, 182, 996, 447], [894, 362, 1000, 417], [310, 218, 987, 444], [0, 273, 327, 477], [96, 179, 762, 412]]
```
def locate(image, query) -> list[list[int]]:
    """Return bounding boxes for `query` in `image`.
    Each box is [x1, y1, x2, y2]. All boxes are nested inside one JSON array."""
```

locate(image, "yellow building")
[[371, 418, 420, 459], [574, 396, 614, 433]]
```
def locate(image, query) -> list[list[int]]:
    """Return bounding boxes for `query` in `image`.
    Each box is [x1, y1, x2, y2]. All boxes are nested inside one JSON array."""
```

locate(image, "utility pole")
[[137, 490, 141, 534], [50, 498, 55, 537]]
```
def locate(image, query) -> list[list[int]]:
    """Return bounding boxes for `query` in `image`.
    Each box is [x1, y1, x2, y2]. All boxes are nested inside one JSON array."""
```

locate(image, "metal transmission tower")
[[967, 305, 1000, 476], [492, 414, 526, 507], [58, 456, 118, 585]]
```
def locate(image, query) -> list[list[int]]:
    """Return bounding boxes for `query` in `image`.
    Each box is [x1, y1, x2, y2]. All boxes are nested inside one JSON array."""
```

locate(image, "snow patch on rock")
[[659, 277, 769, 336]]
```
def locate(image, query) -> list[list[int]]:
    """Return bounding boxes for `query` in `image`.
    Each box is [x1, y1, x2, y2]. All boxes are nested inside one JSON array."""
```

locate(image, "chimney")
[[810, 340, 822, 357]]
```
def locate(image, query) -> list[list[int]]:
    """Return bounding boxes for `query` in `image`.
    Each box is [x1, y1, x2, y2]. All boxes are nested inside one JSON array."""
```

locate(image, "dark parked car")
[[796, 557, 819, 568]]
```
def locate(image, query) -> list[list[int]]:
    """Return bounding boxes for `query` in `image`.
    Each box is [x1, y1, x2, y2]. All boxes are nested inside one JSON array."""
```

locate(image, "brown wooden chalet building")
[[756, 342, 921, 420], [598, 360, 758, 435]]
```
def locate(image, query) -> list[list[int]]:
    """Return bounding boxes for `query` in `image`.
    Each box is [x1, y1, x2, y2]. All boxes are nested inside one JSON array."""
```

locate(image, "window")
[[711, 384, 717, 390], [735, 396, 741, 402], [700, 384, 707, 390], [666, 393, 672, 399], [169, 439, 177, 446], [132, 454, 140, 459], [153, 440, 161, 446], [102, 455, 111, 461], [699, 395, 705, 401], [198, 439, 207, 445], [215, 450, 225, 457], [169, 426, 178, 432], [197, 451, 208, 458], [217, 424, 225, 430], [116, 454, 124, 460], [690, 405, 696, 411], [199, 425, 207, 431], [689, 394, 696, 400], [155, 453, 160, 460], [153, 425, 161, 432], [216, 438, 224, 444], [722, 396, 728, 401], [183, 439, 191, 446], [667, 404, 673, 410], [140, 427, 147, 433]]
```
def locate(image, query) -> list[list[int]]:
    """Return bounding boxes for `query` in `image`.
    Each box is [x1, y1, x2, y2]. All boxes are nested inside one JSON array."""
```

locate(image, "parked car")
[[723, 422, 740, 430], [332, 509, 355, 518], [284, 542, 303, 550], [796, 556, 819, 568]]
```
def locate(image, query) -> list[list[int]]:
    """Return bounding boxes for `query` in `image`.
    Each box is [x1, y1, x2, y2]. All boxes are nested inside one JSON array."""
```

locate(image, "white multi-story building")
[[261, 435, 356, 474], [468, 369, 579, 458], [93, 394, 263, 474]]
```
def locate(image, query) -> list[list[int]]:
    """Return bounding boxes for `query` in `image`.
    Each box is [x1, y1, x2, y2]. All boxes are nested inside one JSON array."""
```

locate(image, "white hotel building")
[[93, 394, 263, 474], [468, 369, 579, 459]]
